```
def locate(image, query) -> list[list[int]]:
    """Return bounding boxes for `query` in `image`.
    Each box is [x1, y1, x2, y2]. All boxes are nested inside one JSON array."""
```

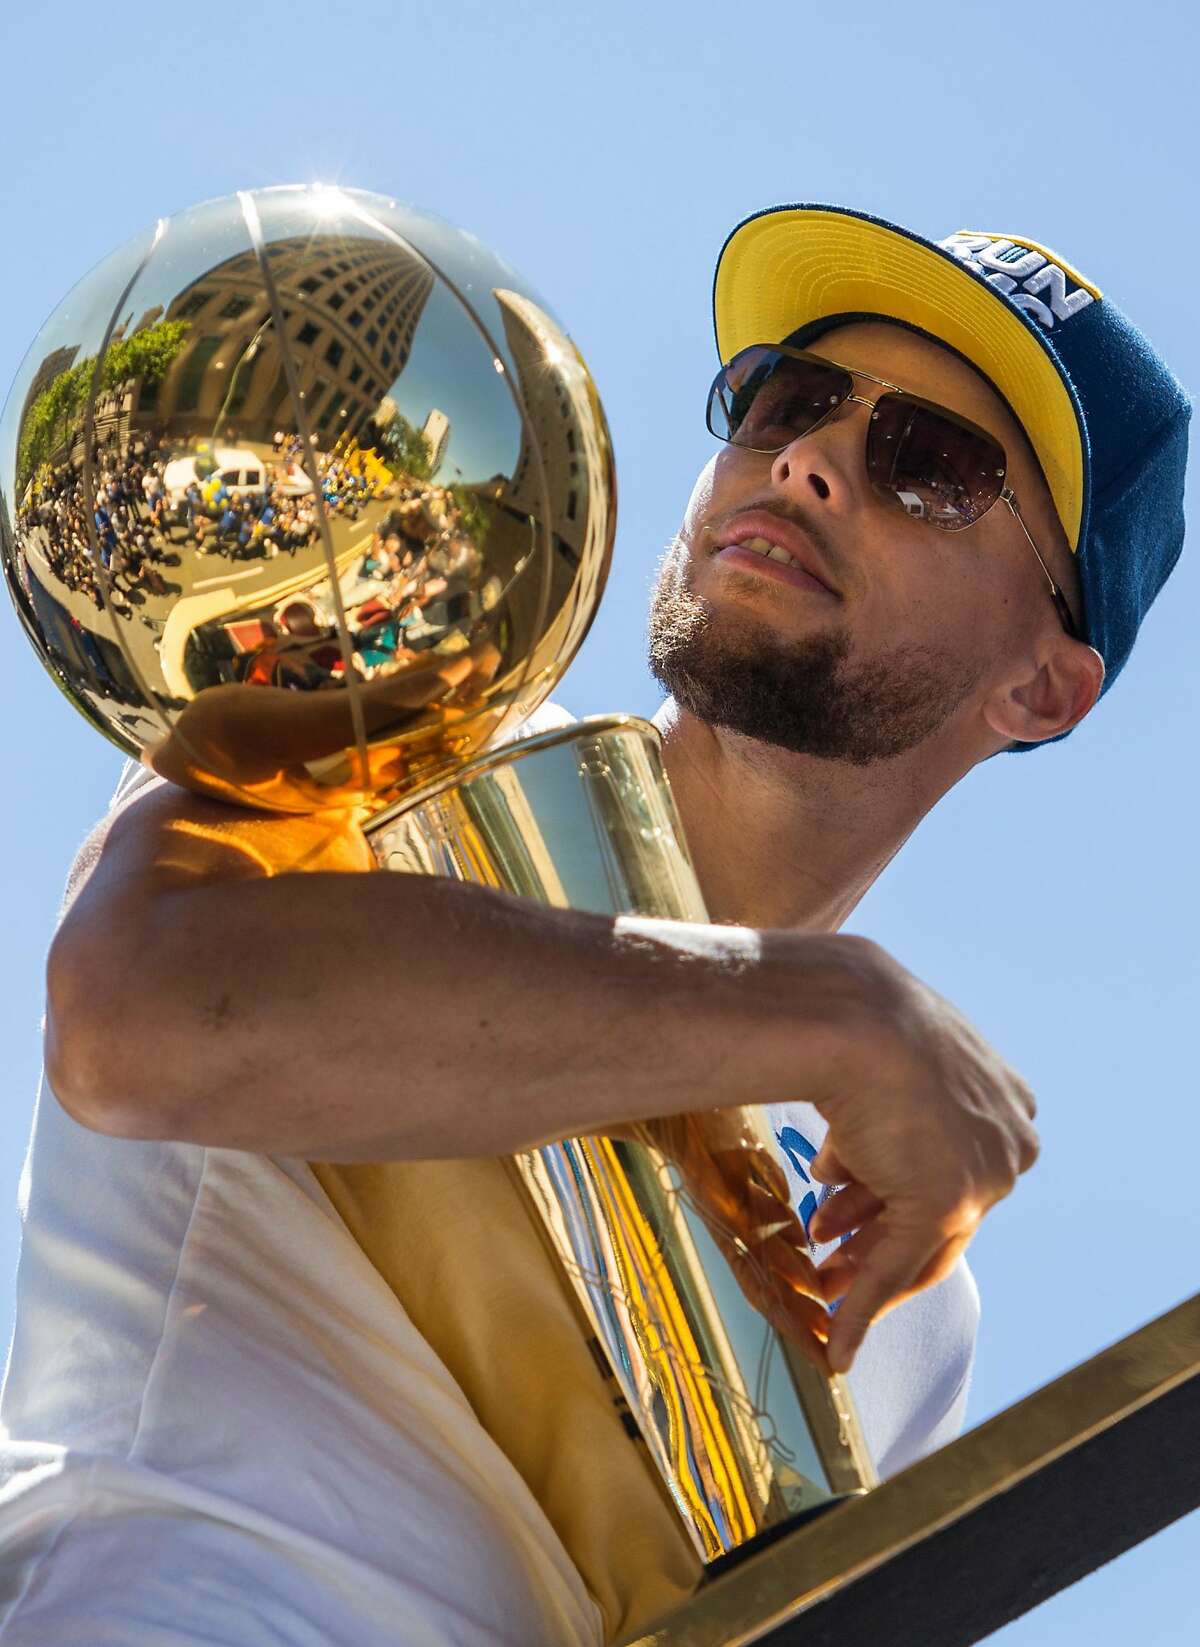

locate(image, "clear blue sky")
[[1, 0, 1196, 1635]]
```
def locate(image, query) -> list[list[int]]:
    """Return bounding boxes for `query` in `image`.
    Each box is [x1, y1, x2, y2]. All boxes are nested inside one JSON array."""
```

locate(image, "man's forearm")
[[44, 790, 1040, 1371], [46, 868, 855, 1159]]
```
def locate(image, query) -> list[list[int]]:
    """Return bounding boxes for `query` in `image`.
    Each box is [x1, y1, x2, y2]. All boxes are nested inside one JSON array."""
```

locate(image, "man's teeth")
[[737, 535, 797, 566]]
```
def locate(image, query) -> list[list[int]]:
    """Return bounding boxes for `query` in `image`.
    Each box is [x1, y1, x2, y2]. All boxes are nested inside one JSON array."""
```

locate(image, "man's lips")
[[709, 511, 840, 598]]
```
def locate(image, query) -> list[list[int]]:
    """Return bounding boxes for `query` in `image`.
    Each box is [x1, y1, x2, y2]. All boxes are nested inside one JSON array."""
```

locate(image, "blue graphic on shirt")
[[776, 1125, 854, 1272], [775, 1125, 821, 1237]]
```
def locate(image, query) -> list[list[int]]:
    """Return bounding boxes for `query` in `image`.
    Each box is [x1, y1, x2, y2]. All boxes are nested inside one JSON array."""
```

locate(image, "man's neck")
[[655, 699, 966, 932]]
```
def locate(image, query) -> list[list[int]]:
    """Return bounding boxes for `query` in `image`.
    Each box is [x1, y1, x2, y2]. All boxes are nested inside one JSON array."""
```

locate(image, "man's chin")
[[648, 584, 979, 766]]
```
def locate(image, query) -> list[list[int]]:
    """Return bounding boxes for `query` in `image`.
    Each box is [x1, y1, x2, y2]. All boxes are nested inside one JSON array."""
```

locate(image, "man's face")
[[648, 321, 1080, 764]]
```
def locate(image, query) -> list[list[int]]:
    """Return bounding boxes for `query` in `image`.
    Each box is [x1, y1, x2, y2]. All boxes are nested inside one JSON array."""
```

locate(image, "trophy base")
[[701, 1495, 863, 1584]]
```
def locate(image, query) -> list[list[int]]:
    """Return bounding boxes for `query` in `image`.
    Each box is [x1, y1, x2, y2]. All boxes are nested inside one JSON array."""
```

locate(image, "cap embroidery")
[[939, 233, 1097, 331]]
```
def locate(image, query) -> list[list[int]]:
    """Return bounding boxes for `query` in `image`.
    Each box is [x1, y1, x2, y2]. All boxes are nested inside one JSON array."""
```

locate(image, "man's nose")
[[768, 401, 867, 511]]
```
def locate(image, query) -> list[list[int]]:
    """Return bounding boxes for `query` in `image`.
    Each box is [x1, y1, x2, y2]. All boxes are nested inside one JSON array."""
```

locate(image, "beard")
[[647, 544, 982, 765]]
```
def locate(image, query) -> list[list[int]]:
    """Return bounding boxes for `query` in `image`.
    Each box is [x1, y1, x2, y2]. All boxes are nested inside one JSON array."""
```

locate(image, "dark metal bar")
[[621, 1293, 1200, 1647]]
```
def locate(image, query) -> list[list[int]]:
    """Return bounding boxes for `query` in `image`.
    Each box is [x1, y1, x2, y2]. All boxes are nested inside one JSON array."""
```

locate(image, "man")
[[0, 205, 1188, 1646]]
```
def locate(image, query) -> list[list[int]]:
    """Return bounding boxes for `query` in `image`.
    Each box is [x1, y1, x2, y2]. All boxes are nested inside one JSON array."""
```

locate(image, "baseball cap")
[[712, 204, 1191, 698]]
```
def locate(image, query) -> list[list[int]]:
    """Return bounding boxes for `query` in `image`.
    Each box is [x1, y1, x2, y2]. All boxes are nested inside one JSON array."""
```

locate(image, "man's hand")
[[791, 938, 1039, 1373], [629, 1111, 833, 1370]]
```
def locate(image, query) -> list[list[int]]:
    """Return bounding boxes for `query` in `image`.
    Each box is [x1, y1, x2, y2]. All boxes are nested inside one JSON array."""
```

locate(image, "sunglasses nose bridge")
[[807, 389, 880, 441], [787, 387, 874, 449], [789, 388, 877, 459]]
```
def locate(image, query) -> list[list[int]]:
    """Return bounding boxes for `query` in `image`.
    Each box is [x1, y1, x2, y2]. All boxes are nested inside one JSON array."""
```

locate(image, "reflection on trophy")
[[0, 185, 873, 1587]]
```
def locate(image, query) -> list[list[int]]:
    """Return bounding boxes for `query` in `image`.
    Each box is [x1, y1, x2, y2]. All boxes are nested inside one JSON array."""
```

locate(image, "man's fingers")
[[776, 1309, 832, 1374], [813, 1248, 858, 1305], [823, 1226, 943, 1373], [714, 1217, 824, 1307], [714, 1143, 792, 1212], [745, 1266, 832, 1371], [819, 1221, 973, 1309], [759, 1228, 825, 1304], [713, 1229, 832, 1368], [909, 1230, 973, 1292], [1015, 1076, 1037, 1123], [808, 1142, 851, 1186], [807, 1182, 883, 1244]]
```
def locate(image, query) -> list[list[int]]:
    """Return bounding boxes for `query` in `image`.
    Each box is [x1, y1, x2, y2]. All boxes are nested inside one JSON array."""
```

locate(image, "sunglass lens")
[[707, 347, 851, 449], [867, 395, 1006, 528]]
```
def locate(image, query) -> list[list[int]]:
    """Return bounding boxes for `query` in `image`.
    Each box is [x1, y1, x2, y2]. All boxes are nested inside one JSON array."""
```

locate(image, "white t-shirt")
[[0, 718, 978, 1646]]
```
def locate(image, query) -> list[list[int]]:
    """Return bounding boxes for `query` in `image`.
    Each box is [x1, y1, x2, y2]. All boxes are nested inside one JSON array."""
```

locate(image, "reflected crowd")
[[20, 432, 179, 615], [347, 489, 486, 674], [17, 429, 391, 616], [225, 483, 491, 691]]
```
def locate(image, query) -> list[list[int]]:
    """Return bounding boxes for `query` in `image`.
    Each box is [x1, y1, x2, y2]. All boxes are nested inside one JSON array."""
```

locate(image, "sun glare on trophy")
[[0, 186, 615, 813]]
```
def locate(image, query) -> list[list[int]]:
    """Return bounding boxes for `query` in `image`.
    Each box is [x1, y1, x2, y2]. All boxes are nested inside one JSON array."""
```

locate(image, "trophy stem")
[[365, 714, 876, 1568]]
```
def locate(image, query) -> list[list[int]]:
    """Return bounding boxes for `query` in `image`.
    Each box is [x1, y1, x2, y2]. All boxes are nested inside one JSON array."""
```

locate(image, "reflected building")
[[422, 408, 450, 475], [0, 488, 12, 567], [138, 238, 436, 448], [490, 289, 612, 693], [495, 290, 608, 570], [0, 488, 27, 644], [20, 345, 81, 426]]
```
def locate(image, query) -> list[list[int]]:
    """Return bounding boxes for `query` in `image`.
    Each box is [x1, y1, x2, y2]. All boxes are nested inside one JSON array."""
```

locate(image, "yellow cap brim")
[[713, 207, 1088, 549]]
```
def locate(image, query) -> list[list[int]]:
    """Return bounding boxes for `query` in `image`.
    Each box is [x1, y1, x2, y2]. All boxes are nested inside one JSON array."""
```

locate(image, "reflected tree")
[[17, 320, 189, 491], [378, 413, 434, 484]]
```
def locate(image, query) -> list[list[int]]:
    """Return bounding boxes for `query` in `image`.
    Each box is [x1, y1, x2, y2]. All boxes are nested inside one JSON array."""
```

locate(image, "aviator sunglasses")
[[706, 343, 1080, 640]]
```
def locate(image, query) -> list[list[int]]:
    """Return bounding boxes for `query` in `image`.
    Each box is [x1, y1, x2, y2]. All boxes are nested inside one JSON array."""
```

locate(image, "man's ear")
[[982, 641, 1106, 746]]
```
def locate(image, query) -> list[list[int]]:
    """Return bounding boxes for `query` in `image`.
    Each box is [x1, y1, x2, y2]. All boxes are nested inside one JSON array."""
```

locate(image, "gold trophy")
[[0, 186, 874, 1584]]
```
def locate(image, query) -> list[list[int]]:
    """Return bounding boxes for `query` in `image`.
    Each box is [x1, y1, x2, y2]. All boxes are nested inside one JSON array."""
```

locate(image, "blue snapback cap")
[[712, 205, 1191, 697]]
